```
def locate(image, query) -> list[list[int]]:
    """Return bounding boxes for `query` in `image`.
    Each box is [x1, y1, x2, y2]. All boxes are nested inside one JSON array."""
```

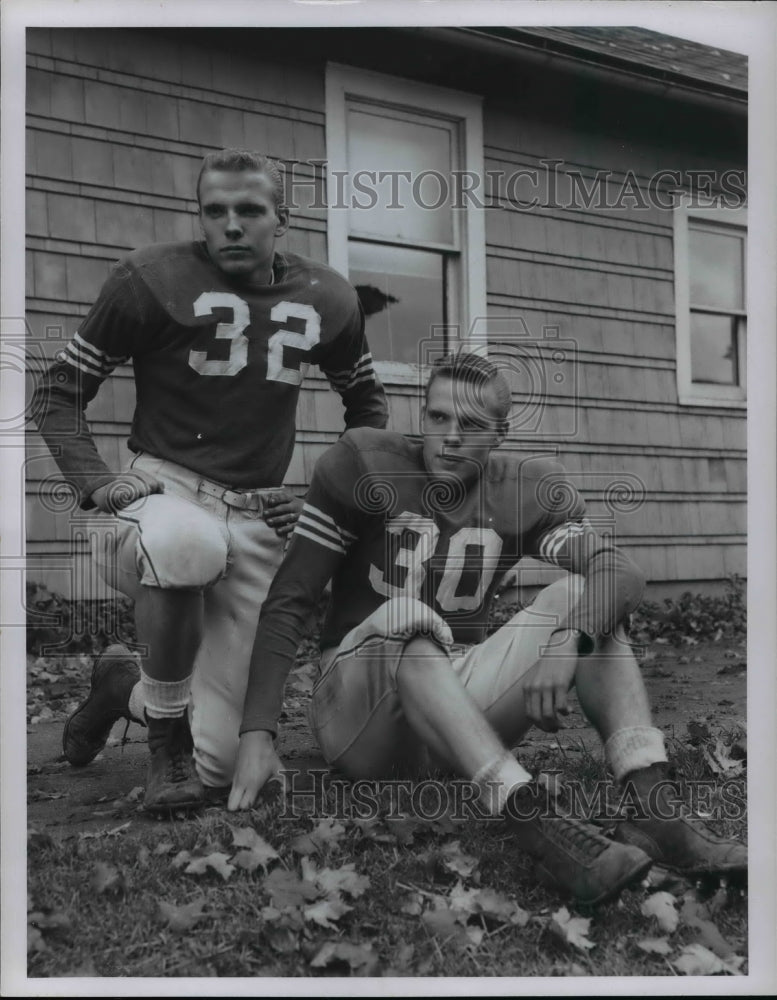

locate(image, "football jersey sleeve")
[[317, 297, 388, 430], [526, 464, 645, 647], [240, 437, 362, 735], [32, 262, 148, 507]]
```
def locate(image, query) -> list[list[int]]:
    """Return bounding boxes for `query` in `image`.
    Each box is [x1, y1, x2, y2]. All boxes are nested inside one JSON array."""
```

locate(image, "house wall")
[[24, 27, 746, 596]]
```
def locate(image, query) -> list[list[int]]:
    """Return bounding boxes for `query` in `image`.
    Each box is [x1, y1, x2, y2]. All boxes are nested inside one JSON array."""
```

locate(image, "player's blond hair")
[[196, 149, 285, 208], [425, 352, 512, 423]]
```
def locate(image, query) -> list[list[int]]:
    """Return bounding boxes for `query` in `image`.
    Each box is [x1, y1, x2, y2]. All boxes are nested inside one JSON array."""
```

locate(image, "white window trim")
[[325, 62, 486, 384], [674, 195, 747, 408]]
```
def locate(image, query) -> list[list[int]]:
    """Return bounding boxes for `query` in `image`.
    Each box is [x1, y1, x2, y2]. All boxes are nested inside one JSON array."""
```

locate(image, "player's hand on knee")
[[264, 492, 303, 537], [90, 470, 165, 513], [228, 730, 284, 811], [372, 597, 453, 647], [523, 644, 578, 733]]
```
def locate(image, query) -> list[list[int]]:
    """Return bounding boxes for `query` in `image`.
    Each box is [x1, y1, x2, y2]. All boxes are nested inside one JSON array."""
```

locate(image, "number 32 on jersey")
[[369, 513, 504, 613], [188, 292, 320, 384]]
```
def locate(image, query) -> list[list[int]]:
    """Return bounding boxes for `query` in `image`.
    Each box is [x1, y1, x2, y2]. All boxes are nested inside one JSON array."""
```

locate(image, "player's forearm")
[[239, 613, 310, 735], [239, 541, 335, 735], [32, 369, 116, 507], [566, 548, 645, 640], [341, 380, 389, 429]]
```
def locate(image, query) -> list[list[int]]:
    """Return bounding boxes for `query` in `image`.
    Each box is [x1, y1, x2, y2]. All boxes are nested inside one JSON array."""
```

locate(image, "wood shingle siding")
[[25, 26, 746, 594]]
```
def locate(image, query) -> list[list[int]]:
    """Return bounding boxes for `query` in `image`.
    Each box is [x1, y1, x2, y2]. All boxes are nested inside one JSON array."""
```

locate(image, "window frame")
[[325, 62, 486, 383], [674, 195, 747, 407]]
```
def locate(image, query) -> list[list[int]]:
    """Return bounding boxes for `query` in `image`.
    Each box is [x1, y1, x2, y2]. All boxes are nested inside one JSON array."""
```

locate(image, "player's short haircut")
[[425, 352, 512, 423], [196, 149, 285, 208]]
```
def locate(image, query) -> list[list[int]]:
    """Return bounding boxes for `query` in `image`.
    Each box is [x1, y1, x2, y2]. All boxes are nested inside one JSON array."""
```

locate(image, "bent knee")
[[396, 636, 452, 680], [129, 496, 228, 588]]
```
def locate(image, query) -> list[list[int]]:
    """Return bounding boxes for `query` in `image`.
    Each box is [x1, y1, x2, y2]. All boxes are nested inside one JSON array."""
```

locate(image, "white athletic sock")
[[128, 681, 146, 723], [472, 753, 532, 817], [605, 726, 668, 783], [140, 669, 192, 720]]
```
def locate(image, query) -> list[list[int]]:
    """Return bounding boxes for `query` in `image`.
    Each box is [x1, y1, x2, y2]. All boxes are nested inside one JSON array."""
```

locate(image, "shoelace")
[[167, 743, 194, 784], [544, 815, 609, 858]]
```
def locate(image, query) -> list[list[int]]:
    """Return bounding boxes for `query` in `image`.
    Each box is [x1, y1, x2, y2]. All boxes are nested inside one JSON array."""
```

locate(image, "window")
[[674, 198, 747, 406], [325, 64, 486, 377]]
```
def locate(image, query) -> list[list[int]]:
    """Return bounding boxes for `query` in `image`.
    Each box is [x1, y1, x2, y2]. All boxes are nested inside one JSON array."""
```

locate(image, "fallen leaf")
[[266, 925, 299, 954], [673, 942, 744, 976], [703, 742, 745, 777], [28, 910, 70, 933], [92, 861, 126, 896], [27, 926, 46, 954], [439, 840, 479, 879], [309, 940, 378, 974], [302, 858, 371, 900], [422, 906, 483, 949], [105, 821, 131, 836], [550, 907, 595, 952], [184, 852, 235, 881], [400, 892, 424, 916], [29, 788, 67, 801], [637, 937, 672, 955], [384, 815, 425, 846], [229, 826, 280, 873], [311, 818, 347, 848], [641, 892, 679, 933], [290, 832, 319, 856], [158, 897, 209, 933], [263, 868, 319, 909], [303, 897, 353, 929], [448, 882, 529, 927], [389, 941, 416, 973], [679, 894, 735, 958]]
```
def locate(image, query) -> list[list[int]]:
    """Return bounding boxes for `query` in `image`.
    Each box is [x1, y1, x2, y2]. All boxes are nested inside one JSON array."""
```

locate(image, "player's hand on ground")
[[522, 630, 580, 732], [264, 491, 304, 537], [90, 470, 165, 514], [228, 730, 284, 811], [358, 596, 454, 648]]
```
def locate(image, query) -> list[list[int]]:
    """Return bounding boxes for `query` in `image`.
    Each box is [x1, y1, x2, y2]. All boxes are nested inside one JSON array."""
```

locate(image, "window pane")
[[346, 106, 454, 245], [349, 240, 445, 364], [689, 225, 744, 310], [690, 312, 740, 385]]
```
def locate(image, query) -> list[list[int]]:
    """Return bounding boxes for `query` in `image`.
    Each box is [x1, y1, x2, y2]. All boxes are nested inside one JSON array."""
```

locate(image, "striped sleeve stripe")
[[293, 503, 356, 554], [303, 503, 357, 541], [73, 333, 126, 366], [294, 525, 347, 555], [538, 521, 588, 566], [63, 336, 127, 377], [323, 353, 377, 390]]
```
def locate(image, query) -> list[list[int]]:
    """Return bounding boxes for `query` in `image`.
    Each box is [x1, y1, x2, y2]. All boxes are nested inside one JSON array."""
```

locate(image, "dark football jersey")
[[241, 427, 645, 733], [35, 242, 387, 503]]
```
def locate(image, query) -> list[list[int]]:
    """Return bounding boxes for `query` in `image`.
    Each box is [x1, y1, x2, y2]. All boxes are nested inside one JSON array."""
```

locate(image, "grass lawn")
[[26, 590, 748, 981]]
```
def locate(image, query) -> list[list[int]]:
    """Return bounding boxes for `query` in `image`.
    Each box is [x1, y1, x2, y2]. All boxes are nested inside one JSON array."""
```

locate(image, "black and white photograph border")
[[2, 0, 776, 995]]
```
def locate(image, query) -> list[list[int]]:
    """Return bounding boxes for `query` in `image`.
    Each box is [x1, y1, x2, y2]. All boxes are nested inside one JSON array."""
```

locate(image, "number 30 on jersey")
[[369, 514, 504, 613], [188, 293, 321, 384]]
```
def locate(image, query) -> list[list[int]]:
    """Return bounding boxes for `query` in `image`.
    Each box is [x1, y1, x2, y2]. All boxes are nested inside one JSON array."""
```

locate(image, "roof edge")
[[413, 26, 748, 110]]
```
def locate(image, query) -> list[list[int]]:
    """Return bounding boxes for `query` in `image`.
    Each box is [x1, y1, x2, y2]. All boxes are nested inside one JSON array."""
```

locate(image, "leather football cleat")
[[505, 783, 652, 906], [614, 762, 747, 876], [144, 712, 205, 813], [62, 644, 141, 766]]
